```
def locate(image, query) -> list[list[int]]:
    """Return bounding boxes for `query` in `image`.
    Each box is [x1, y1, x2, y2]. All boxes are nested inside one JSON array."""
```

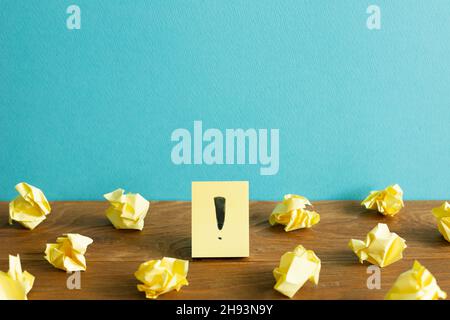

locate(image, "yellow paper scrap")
[[269, 194, 320, 232], [348, 223, 406, 267], [44, 234, 93, 272], [104, 189, 150, 230], [135, 257, 189, 299], [385, 261, 447, 300], [9, 182, 51, 230], [273, 245, 321, 298], [432, 202, 450, 242], [0, 255, 35, 300], [361, 184, 404, 216]]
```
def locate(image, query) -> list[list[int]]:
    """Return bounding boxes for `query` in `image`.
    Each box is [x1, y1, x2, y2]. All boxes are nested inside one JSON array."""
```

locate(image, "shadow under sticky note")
[[192, 181, 249, 258]]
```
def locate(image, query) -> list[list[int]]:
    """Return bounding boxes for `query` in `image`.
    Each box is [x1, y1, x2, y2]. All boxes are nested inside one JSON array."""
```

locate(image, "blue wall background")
[[1, 1, 449, 200]]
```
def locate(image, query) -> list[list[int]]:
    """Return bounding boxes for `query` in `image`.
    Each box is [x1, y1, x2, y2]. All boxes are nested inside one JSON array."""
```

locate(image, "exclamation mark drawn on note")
[[214, 197, 226, 240]]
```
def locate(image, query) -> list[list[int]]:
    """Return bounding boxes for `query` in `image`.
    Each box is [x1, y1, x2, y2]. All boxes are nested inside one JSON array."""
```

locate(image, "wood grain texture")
[[0, 200, 449, 300]]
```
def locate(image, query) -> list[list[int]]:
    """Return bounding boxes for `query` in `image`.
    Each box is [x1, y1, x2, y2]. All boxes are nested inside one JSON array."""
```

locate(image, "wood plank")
[[0, 200, 449, 300]]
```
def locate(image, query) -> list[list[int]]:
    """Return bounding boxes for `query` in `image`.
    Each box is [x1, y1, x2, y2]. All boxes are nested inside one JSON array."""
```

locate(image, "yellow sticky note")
[[192, 181, 249, 258], [361, 184, 404, 216], [269, 194, 320, 231], [273, 245, 321, 298], [9, 182, 51, 230], [385, 261, 447, 300], [0, 255, 35, 300], [349, 223, 406, 267], [104, 188, 150, 230], [135, 257, 189, 299], [44, 234, 93, 272], [432, 202, 450, 242]]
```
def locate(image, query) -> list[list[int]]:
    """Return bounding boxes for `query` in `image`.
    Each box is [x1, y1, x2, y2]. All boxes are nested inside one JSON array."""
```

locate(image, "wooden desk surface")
[[0, 200, 449, 300]]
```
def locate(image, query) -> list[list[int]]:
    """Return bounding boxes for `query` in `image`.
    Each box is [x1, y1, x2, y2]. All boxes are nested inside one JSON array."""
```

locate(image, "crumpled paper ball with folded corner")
[[269, 194, 320, 232], [135, 257, 189, 299], [9, 182, 51, 230], [104, 188, 150, 230], [361, 184, 404, 217], [348, 223, 406, 267], [385, 260, 447, 300], [432, 202, 450, 242], [44, 233, 93, 272], [0, 254, 35, 300], [273, 245, 321, 298]]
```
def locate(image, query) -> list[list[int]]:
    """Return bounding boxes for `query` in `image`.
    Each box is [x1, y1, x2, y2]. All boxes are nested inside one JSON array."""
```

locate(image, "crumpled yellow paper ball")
[[104, 189, 150, 230], [348, 223, 406, 267], [9, 182, 51, 230], [269, 194, 320, 232], [0, 255, 35, 300], [44, 234, 93, 272], [135, 257, 189, 299], [273, 245, 321, 298], [385, 261, 447, 300], [432, 202, 450, 242], [361, 184, 404, 217]]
